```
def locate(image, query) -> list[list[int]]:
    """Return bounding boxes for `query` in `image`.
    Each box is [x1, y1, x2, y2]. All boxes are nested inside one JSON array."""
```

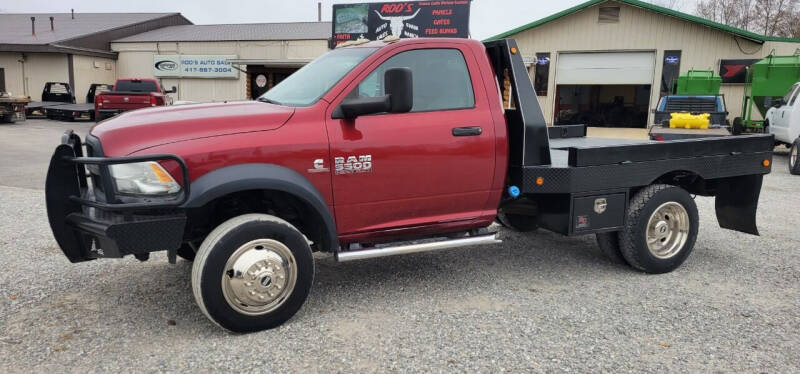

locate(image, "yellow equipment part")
[[669, 113, 710, 129]]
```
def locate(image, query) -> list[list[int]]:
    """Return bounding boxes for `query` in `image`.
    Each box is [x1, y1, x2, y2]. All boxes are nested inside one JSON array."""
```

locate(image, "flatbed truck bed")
[[26, 101, 69, 118], [45, 103, 95, 121]]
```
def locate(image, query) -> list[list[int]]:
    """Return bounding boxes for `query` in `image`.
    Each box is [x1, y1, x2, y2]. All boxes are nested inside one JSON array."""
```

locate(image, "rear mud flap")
[[714, 174, 763, 236]]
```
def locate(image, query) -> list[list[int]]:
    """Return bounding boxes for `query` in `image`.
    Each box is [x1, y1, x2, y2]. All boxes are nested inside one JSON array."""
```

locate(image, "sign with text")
[[331, 1, 470, 48], [154, 55, 238, 79]]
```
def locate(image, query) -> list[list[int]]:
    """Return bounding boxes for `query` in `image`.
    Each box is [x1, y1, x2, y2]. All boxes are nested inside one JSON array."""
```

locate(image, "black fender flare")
[[183, 163, 338, 251]]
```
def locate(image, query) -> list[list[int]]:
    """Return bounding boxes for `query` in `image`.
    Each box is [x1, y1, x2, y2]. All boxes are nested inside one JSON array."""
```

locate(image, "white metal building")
[[488, 0, 800, 127], [110, 22, 331, 103]]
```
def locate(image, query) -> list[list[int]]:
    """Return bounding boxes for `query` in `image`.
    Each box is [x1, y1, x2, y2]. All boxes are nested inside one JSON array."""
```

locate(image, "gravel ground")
[[0, 120, 798, 372]]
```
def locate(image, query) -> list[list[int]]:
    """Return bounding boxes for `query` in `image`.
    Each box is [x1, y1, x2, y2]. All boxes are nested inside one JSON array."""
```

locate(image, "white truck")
[[766, 82, 800, 175]]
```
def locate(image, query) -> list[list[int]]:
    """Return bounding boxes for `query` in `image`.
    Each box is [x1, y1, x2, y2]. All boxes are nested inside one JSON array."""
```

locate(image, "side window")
[[783, 86, 798, 104], [354, 48, 475, 112], [790, 86, 800, 106]]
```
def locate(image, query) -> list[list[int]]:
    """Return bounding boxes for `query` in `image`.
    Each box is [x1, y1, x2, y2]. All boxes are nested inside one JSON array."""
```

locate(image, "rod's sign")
[[154, 55, 238, 79], [331, 1, 470, 48]]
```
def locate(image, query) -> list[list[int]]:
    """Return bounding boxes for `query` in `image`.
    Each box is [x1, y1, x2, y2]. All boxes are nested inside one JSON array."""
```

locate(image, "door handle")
[[452, 126, 483, 137]]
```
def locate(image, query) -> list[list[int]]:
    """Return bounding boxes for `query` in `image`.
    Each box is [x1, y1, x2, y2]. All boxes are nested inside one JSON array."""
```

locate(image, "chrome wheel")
[[646, 202, 690, 259], [221, 239, 297, 316]]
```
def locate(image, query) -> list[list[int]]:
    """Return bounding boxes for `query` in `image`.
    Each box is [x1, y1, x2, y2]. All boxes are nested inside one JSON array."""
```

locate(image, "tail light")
[[151, 95, 158, 107]]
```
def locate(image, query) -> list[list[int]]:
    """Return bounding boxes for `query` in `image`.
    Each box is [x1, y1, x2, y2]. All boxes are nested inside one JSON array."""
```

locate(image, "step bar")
[[335, 233, 501, 262]]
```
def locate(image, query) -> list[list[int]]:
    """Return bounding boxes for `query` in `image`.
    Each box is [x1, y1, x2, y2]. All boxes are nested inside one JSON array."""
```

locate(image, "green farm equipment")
[[675, 69, 722, 95], [735, 51, 800, 134]]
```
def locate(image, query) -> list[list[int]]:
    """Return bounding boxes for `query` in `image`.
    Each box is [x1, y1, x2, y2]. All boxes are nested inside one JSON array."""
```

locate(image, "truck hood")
[[91, 101, 295, 156]]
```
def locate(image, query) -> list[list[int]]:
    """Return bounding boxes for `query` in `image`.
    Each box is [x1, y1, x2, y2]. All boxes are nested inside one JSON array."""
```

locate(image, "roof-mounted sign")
[[331, 1, 471, 48]]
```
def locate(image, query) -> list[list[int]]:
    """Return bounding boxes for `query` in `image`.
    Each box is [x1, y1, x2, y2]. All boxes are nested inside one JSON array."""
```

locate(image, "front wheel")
[[619, 184, 699, 274], [790, 139, 800, 175], [191, 214, 314, 332]]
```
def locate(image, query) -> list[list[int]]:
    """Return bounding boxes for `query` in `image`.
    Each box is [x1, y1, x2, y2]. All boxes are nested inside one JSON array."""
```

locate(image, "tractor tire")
[[595, 232, 627, 264], [497, 213, 538, 232], [790, 138, 800, 175], [619, 184, 699, 274], [732, 117, 743, 135], [192, 214, 314, 332]]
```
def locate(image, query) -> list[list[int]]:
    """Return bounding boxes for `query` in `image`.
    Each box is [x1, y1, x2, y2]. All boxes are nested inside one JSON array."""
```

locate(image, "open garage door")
[[555, 52, 655, 128], [556, 52, 655, 85]]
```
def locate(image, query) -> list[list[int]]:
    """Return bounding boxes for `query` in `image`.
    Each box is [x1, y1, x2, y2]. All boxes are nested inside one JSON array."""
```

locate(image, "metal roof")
[[0, 12, 184, 45], [486, 0, 800, 44], [113, 22, 332, 42]]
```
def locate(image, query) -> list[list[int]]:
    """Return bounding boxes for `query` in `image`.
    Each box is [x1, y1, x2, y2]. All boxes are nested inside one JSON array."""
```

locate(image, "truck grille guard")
[[46, 130, 189, 263], [55, 130, 190, 211]]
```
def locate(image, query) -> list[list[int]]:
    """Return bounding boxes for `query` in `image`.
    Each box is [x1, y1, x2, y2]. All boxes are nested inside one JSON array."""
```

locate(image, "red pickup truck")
[[46, 38, 774, 332], [94, 78, 175, 121]]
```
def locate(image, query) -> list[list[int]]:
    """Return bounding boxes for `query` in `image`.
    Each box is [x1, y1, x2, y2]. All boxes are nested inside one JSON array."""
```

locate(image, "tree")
[[694, 0, 799, 37]]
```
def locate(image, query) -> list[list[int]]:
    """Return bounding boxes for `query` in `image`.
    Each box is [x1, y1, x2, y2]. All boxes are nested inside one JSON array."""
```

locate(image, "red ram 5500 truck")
[[94, 78, 175, 121], [46, 39, 773, 332]]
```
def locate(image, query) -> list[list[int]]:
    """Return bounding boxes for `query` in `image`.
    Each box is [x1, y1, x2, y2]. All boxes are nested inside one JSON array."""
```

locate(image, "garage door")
[[556, 52, 655, 85]]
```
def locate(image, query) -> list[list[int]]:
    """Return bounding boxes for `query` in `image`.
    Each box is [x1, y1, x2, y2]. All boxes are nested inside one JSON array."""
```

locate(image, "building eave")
[[485, 0, 800, 44], [0, 43, 118, 58]]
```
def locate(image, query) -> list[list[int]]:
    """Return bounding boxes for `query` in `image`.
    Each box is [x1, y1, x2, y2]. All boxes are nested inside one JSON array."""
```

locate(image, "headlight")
[[109, 161, 181, 195]]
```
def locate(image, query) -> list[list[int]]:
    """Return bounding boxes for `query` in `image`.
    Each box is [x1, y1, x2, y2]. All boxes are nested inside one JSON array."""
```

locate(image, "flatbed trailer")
[[0, 92, 29, 123]]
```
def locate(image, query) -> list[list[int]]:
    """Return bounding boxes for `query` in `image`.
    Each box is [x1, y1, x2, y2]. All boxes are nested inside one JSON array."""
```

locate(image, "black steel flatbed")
[[485, 39, 773, 238], [26, 101, 71, 118], [45, 103, 95, 121]]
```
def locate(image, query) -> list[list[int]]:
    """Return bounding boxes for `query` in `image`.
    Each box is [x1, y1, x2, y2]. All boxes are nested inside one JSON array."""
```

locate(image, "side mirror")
[[773, 99, 785, 108], [333, 67, 413, 119], [165, 86, 177, 94]]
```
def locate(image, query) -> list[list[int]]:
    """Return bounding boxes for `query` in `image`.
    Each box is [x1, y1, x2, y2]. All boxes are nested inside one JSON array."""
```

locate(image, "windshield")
[[116, 80, 158, 92], [259, 47, 377, 106]]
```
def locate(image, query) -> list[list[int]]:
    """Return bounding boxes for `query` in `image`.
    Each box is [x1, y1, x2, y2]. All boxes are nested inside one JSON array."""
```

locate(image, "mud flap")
[[714, 174, 763, 236]]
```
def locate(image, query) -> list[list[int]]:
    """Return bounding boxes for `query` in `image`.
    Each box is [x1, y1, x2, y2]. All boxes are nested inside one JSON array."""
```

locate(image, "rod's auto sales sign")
[[154, 55, 238, 79], [331, 1, 470, 48]]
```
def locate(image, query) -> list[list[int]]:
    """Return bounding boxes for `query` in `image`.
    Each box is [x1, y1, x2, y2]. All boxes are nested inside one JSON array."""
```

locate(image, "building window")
[[599, 7, 621, 23], [661, 50, 682, 96], [534, 53, 550, 96]]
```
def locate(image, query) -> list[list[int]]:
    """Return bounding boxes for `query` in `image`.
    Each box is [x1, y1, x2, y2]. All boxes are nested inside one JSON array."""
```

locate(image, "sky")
[[0, 0, 700, 40]]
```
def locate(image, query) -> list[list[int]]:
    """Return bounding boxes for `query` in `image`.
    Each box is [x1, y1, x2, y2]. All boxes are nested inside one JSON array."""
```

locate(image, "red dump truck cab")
[[46, 38, 773, 333], [95, 78, 174, 121]]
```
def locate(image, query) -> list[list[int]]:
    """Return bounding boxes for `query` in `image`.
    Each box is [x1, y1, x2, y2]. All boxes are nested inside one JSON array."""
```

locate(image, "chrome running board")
[[335, 233, 501, 262]]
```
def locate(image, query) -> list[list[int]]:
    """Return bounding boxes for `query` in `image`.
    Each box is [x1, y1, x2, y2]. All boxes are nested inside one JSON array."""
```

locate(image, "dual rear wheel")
[[596, 184, 699, 274]]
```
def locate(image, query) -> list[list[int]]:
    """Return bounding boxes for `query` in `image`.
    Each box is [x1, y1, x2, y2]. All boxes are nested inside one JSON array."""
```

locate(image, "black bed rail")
[[566, 134, 775, 167]]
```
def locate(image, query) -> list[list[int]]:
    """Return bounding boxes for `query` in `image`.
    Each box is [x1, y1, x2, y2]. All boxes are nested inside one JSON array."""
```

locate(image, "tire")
[[595, 232, 627, 264], [191, 214, 314, 332], [732, 117, 743, 135], [619, 184, 699, 274], [496, 213, 538, 232], [790, 139, 800, 176], [176, 243, 196, 261]]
